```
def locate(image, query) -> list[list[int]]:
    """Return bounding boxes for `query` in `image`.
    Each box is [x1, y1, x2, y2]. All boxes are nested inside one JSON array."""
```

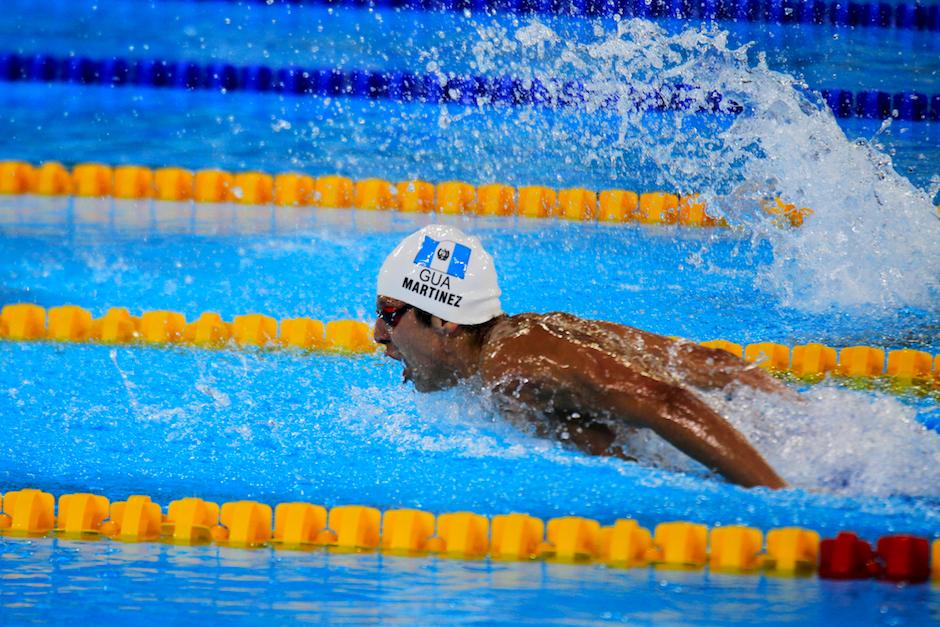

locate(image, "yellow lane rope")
[[0, 160, 733, 226], [1, 303, 938, 387], [2, 488, 936, 582]]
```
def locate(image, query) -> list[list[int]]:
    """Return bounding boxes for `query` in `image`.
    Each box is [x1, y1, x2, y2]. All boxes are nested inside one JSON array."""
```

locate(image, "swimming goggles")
[[378, 303, 413, 328]]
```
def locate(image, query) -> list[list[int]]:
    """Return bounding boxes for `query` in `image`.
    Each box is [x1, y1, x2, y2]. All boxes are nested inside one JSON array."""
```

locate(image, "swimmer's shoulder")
[[478, 312, 585, 380], [486, 311, 643, 347], [484, 311, 581, 345]]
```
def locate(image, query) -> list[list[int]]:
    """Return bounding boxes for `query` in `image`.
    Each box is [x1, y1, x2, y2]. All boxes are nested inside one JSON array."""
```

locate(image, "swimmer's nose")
[[373, 317, 403, 360], [373, 317, 392, 347]]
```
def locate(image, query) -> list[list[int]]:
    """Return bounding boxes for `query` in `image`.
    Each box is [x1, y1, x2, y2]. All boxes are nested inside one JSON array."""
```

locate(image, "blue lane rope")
[[144, 0, 940, 33], [0, 51, 937, 121], [0, 51, 743, 115]]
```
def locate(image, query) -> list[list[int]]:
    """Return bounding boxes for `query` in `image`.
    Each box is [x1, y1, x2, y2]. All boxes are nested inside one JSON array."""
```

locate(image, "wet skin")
[[374, 297, 788, 489]]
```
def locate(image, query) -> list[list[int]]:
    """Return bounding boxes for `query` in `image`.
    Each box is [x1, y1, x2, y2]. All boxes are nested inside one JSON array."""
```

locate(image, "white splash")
[[702, 384, 940, 497], [470, 19, 940, 314], [336, 383, 540, 459], [338, 373, 940, 498]]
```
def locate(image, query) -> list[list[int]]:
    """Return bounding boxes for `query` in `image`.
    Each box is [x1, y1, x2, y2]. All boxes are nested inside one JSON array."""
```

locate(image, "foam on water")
[[704, 384, 940, 498], [474, 19, 940, 499], [2, 335, 939, 534], [469, 18, 940, 314], [336, 369, 940, 500]]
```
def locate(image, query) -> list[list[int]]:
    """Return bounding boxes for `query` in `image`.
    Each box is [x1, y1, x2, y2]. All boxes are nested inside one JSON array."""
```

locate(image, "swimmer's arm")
[[667, 342, 797, 397], [480, 339, 786, 489], [595, 321, 796, 396], [486, 366, 785, 488], [591, 376, 787, 489]]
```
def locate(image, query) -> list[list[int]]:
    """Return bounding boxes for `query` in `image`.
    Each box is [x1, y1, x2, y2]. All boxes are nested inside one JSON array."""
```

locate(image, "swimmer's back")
[[479, 311, 789, 489], [479, 311, 657, 393], [481, 311, 792, 396]]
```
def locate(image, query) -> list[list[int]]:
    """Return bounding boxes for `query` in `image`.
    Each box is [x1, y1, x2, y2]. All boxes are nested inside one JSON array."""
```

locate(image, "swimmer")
[[374, 224, 788, 489]]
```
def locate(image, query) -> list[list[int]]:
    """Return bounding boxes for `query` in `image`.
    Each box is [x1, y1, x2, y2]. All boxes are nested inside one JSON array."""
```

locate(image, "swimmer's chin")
[[402, 367, 454, 393], [409, 378, 443, 393], [401, 366, 430, 392]]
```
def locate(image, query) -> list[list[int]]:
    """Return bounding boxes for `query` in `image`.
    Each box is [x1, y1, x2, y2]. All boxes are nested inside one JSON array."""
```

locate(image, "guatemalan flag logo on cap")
[[413, 236, 471, 279]]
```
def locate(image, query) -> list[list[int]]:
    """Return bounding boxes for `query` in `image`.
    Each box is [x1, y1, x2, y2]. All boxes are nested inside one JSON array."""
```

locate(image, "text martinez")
[[402, 268, 463, 307]]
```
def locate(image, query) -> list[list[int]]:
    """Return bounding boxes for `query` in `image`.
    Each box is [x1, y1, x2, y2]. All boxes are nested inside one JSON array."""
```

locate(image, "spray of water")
[[324, 365, 940, 499], [467, 18, 940, 314], [707, 384, 940, 497]]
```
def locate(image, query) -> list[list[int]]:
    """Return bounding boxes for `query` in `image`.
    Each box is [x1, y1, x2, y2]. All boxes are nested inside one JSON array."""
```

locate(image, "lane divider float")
[[1, 303, 938, 389], [0, 303, 376, 354], [0, 51, 937, 121], [0, 51, 742, 115], [701, 339, 940, 387], [0, 159, 732, 226], [163, 0, 940, 34], [0, 487, 936, 584]]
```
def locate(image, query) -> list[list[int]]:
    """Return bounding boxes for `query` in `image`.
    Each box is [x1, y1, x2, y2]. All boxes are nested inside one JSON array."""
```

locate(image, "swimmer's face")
[[373, 296, 456, 392]]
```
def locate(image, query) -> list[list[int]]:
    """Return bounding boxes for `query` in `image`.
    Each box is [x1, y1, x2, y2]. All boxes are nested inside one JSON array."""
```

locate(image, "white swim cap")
[[377, 224, 503, 325]]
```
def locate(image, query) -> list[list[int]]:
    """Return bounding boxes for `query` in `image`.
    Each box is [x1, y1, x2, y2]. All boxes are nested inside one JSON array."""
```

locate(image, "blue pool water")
[[1, 0, 939, 193], [1, 204, 939, 622], [1, 0, 939, 623], [2, 538, 939, 625]]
